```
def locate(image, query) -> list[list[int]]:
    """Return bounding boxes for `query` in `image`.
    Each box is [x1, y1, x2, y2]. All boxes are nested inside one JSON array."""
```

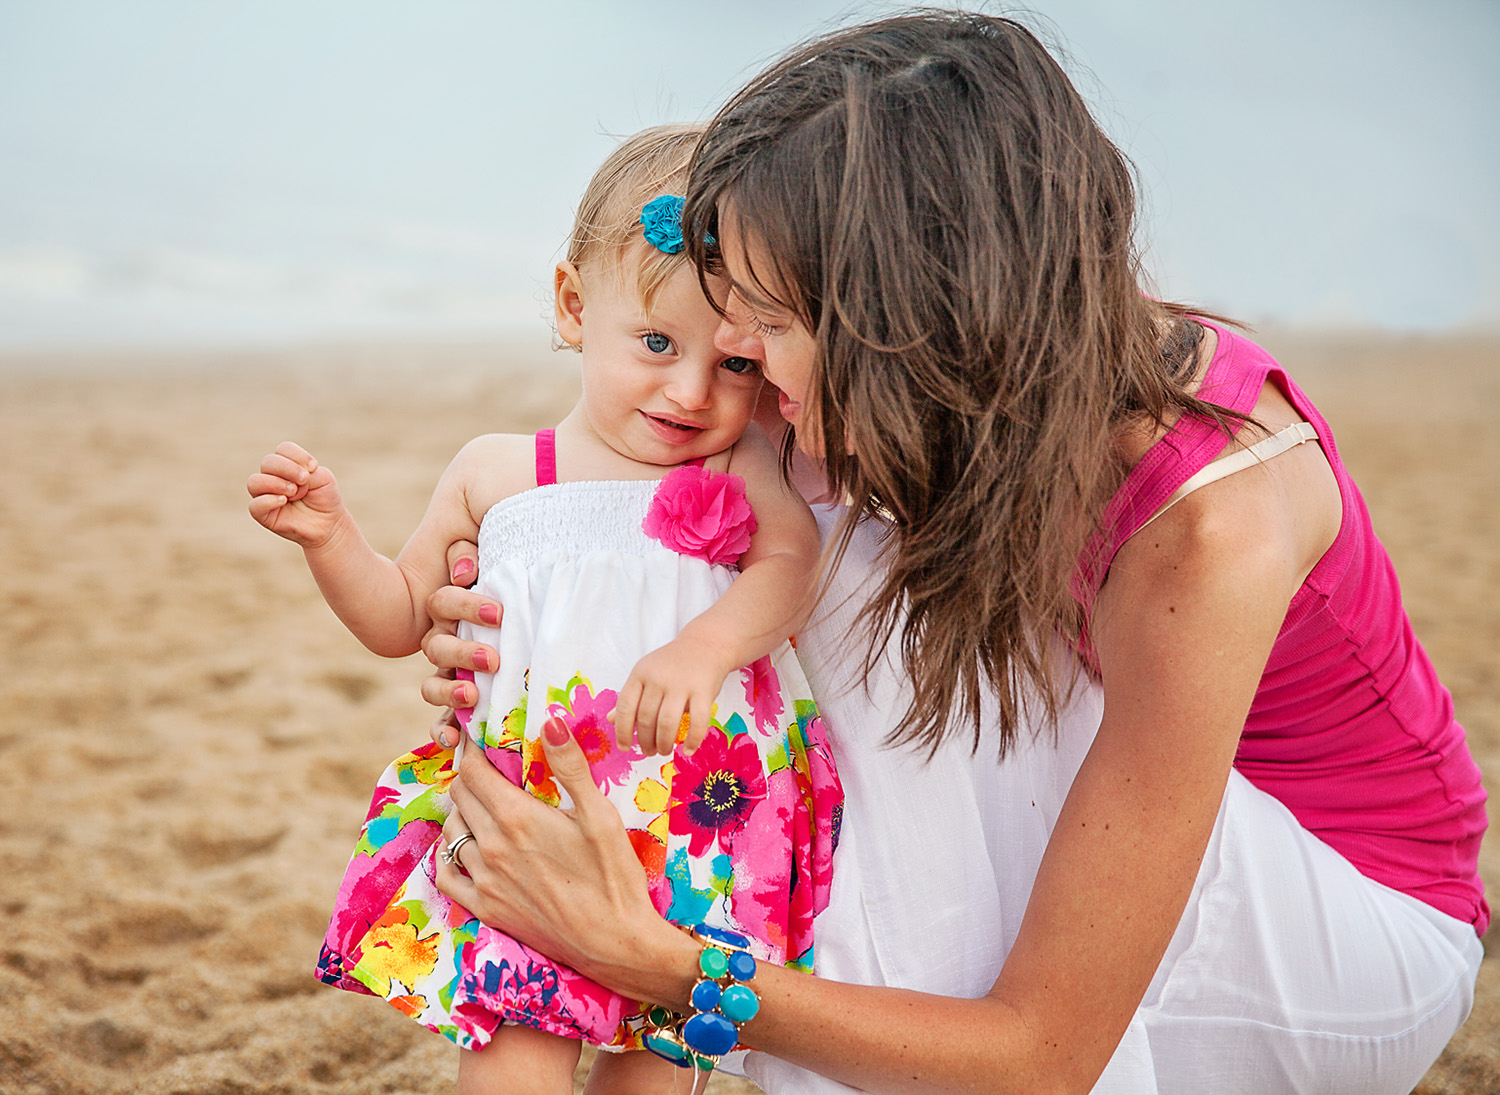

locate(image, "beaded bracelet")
[[642, 923, 761, 1074]]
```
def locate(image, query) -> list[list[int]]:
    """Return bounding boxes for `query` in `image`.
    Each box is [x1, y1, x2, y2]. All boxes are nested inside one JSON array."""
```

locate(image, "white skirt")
[[1099, 770, 1483, 1095]]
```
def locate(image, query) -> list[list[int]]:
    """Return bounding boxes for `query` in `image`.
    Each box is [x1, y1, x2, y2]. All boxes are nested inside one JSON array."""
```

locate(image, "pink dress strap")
[[535, 429, 557, 487], [535, 431, 703, 487]]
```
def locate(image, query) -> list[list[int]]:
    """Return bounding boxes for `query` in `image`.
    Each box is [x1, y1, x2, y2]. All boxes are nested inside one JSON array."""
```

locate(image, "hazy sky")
[[2, 0, 1497, 349]]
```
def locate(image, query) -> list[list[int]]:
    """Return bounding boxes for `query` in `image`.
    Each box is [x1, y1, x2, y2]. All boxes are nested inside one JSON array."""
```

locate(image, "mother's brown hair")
[[685, 10, 1234, 756]]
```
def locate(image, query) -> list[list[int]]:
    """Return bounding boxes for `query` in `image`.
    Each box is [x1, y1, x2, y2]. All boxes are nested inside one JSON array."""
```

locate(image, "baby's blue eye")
[[721, 357, 757, 374], [644, 333, 672, 354]]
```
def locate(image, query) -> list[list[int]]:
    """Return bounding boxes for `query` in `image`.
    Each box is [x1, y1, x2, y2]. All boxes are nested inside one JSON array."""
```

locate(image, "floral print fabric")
[[317, 472, 842, 1052]]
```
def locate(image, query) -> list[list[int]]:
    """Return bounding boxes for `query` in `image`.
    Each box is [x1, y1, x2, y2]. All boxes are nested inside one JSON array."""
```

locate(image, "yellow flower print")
[[356, 901, 441, 996], [634, 759, 676, 845]]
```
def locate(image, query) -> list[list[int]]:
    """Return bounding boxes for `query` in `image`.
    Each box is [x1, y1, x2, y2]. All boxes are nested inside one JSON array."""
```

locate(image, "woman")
[[417, 12, 1485, 1093]]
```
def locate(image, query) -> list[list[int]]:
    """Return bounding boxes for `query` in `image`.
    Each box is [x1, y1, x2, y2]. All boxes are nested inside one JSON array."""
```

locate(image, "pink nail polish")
[[543, 717, 571, 746], [452, 557, 475, 580], [479, 604, 500, 626], [471, 649, 489, 672]]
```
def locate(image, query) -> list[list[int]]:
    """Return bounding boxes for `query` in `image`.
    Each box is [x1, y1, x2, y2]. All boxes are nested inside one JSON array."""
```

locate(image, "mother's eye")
[[721, 356, 758, 374], [643, 333, 673, 354]]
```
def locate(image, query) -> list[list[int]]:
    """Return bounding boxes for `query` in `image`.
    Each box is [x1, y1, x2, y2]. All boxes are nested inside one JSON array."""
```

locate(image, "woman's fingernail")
[[452, 557, 475, 580], [543, 717, 571, 746], [471, 649, 489, 672], [479, 603, 500, 626], [438, 729, 452, 747], [454, 684, 471, 706]]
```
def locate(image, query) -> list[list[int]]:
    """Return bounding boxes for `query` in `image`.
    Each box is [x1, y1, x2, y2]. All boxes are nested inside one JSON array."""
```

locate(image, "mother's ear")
[[554, 261, 586, 348]]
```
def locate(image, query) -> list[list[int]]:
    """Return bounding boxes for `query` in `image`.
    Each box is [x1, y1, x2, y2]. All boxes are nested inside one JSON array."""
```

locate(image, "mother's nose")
[[714, 313, 759, 359]]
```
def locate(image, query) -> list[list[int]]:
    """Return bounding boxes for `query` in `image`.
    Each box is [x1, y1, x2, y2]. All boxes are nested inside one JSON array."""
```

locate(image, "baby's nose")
[[667, 365, 713, 410]]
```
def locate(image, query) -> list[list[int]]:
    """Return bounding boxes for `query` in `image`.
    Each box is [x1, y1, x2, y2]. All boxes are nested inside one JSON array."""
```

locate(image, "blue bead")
[[727, 949, 757, 981], [690, 979, 722, 1011], [682, 1011, 738, 1057], [694, 923, 751, 950], [720, 983, 760, 1023]]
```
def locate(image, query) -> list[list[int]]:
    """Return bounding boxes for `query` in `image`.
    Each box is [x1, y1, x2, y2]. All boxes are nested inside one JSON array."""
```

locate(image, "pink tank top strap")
[[535, 429, 558, 487], [1072, 319, 1271, 610]]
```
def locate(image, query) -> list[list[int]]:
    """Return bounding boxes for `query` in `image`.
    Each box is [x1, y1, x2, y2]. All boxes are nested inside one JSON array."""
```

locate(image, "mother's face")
[[710, 218, 823, 455]]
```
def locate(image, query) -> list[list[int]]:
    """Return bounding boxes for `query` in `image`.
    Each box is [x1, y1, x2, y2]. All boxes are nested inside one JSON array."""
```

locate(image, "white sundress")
[[315, 431, 843, 1053]]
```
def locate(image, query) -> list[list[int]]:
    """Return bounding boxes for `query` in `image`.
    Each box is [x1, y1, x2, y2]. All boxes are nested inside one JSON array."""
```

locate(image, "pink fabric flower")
[[642, 465, 758, 565]]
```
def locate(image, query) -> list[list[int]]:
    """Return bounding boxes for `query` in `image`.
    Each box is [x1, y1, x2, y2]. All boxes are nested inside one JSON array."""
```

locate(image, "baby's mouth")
[[646, 413, 702, 433]]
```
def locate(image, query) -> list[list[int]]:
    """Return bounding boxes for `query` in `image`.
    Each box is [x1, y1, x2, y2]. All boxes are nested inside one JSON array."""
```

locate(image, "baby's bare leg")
[[457, 1025, 581, 1095], [584, 1048, 693, 1095]]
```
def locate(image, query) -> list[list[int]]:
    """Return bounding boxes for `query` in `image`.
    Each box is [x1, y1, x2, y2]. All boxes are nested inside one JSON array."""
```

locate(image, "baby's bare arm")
[[251, 441, 484, 658], [691, 423, 820, 662]]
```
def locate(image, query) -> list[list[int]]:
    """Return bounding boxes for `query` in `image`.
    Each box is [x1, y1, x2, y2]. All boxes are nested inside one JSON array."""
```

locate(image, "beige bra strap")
[[1136, 420, 1320, 536]]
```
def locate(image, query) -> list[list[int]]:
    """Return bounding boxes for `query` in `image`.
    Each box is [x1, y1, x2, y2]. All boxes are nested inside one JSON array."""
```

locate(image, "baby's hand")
[[247, 441, 346, 549], [612, 638, 732, 757]]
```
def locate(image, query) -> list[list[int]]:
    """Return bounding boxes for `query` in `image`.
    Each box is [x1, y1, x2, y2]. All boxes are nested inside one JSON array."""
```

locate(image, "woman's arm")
[[612, 424, 823, 754]]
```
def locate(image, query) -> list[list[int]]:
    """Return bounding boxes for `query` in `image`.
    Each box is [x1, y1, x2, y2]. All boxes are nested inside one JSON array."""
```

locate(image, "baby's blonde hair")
[[565, 123, 705, 318]]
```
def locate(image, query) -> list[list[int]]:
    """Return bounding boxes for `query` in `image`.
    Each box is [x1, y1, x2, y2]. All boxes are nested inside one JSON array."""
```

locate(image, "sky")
[[1, 0, 1497, 350]]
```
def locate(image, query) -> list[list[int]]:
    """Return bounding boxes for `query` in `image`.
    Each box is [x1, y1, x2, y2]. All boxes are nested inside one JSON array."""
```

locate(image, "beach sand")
[[0, 332, 1494, 1094]]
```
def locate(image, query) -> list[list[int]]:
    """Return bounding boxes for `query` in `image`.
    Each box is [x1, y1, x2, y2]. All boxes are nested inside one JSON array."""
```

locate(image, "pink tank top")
[[1078, 321, 1489, 934]]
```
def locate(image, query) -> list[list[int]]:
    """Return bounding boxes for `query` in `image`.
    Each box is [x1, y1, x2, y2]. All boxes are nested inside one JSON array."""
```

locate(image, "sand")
[[0, 332, 1494, 1094]]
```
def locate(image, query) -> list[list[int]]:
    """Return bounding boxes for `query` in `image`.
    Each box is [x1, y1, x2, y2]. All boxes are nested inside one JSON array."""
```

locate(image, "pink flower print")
[[487, 957, 562, 1020], [454, 668, 476, 733], [785, 775, 820, 963], [741, 656, 785, 735], [548, 680, 634, 791], [793, 714, 843, 926], [642, 465, 758, 565], [667, 728, 767, 857], [449, 999, 504, 1050], [727, 768, 796, 956]]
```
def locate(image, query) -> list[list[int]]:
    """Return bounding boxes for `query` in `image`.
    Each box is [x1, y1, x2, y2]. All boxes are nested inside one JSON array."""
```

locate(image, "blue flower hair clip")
[[640, 194, 686, 255]]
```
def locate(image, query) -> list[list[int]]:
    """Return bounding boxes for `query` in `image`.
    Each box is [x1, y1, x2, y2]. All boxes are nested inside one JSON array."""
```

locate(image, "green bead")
[[646, 1005, 675, 1028], [694, 1054, 717, 1072], [699, 946, 729, 979]]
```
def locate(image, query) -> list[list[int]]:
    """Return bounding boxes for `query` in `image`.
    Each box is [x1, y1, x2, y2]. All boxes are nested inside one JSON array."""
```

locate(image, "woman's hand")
[[420, 540, 501, 748], [435, 716, 696, 1007]]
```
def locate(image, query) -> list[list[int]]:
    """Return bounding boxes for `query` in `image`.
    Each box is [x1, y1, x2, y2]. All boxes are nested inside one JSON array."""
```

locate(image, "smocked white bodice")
[[477, 480, 679, 573]]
